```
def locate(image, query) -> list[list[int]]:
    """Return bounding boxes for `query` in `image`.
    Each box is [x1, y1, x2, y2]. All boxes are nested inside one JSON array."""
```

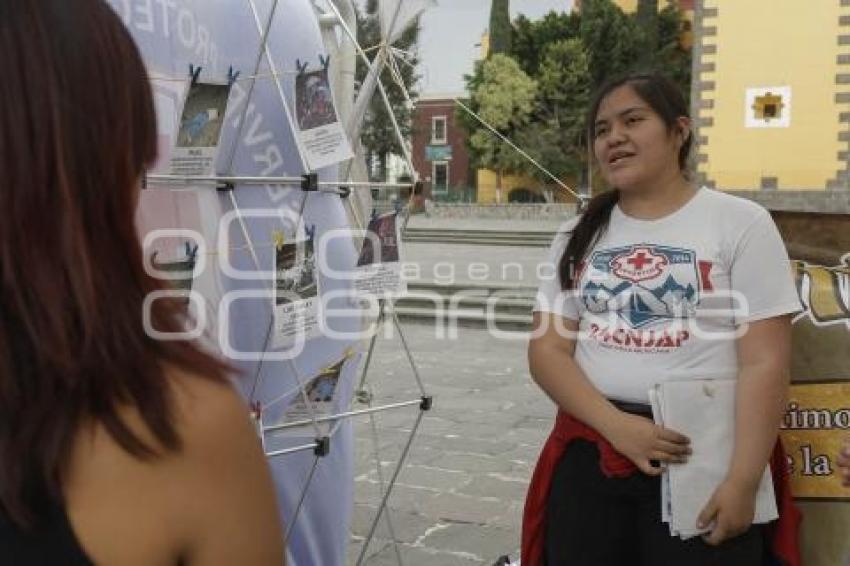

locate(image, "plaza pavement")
[[402, 217, 559, 289], [349, 235, 561, 565]]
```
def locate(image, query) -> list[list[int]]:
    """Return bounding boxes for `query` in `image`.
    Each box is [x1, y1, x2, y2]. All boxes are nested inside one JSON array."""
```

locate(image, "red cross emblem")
[[610, 246, 668, 283], [627, 251, 653, 270]]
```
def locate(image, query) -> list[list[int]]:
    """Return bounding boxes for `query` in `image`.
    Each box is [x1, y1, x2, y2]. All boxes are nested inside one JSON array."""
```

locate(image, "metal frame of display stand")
[[145, 1, 432, 564]]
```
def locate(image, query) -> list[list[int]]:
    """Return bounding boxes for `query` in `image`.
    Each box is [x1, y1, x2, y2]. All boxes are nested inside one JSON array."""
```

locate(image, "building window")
[[745, 86, 791, 128], [432, 161, 449, 193], [431, 116, 447, 144], [753, 93, 783, 121]]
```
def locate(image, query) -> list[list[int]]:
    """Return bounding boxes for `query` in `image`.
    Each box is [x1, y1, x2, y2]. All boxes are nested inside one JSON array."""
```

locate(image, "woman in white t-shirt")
[[521, 73, 801, 565]]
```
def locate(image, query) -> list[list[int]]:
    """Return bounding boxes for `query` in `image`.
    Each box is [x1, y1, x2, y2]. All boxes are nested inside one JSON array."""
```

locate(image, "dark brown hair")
[[0, 0, 229, 527], [559, 73, 692, 289]]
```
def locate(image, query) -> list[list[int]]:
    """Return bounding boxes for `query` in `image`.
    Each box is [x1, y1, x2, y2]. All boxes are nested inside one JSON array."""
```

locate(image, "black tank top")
[[0, 505, 93, 565]]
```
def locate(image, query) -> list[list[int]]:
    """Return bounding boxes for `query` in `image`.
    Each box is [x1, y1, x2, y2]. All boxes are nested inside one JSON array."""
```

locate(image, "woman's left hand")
[[696, 477, 758, 546]]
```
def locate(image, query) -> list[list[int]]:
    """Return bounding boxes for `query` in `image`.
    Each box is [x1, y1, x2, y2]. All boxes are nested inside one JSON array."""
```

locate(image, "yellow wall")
[[696, 1, 845, 190], [477, 170, 538, 203], [476, 169, 576, 203], [479, 32, 490, 59]]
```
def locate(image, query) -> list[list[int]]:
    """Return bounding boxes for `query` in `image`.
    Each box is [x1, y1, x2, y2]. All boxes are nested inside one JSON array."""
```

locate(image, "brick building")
[[411, 93, 472, 200]]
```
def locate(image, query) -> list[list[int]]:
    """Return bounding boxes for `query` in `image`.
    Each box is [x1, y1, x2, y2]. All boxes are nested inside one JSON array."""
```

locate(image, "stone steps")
[[391, 282, 537, 330], [402, 228, 554, 247]]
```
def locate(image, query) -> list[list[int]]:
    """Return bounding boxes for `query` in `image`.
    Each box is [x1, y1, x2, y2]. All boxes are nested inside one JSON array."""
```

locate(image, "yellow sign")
[[781, 382, 850, 499]]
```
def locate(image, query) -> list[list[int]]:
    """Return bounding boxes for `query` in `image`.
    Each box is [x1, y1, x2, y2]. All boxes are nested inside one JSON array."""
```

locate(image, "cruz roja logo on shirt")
[[581, 244, 712, 352], [610, 246, 670, 283]]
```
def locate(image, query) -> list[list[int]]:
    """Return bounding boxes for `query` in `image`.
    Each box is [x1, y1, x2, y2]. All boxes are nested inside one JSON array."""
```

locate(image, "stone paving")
[[348, 312, 554, 564], [345, 234, 570, 565]]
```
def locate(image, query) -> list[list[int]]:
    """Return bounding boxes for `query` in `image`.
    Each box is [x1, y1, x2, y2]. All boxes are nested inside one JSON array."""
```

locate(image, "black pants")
[[544, 440, 765, 566]]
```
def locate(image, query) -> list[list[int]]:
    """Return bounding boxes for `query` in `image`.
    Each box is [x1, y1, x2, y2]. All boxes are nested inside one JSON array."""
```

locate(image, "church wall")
[[693, 1, 848, 191]]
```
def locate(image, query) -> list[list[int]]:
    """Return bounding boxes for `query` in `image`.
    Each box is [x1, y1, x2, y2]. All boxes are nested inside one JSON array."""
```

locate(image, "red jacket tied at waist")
[[521, 411, 801, 566]]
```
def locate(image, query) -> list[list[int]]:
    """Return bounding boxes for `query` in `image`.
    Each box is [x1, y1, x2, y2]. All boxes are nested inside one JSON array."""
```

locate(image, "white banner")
[[116, 1, 363, 564]]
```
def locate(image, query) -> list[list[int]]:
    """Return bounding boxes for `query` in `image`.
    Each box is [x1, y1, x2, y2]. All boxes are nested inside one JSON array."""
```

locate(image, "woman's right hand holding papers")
[[608, 412, 691, 476]]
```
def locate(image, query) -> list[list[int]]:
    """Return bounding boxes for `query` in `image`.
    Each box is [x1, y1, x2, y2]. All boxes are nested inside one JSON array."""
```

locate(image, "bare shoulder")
[[66, 368, 284, 566], [168, 368, 256, 454], [165, 368, 286, 565]]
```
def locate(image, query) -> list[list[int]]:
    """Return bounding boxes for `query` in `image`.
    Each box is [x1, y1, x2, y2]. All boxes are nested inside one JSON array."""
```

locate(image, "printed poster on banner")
[[278, 354, 354, 436], [138, 189, 205, 313], [273, 231, 321, 348], [355, 211, 407, 297], [169, 80, 232, 176], [152, 240, 200, 304], [294, 61, 354, 170]]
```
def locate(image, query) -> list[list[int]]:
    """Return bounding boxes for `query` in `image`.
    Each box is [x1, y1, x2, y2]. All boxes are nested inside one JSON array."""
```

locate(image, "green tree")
[[461, 0, 691, 195], [637, 0, 659, 24], [511, 11, 579, 77], [528, 38, 592, 184], [578, 0, 643, 88], [636, 0, 659, 53], [579, 0, 690, 97], [467, 54, 537, 202], [654, 4, 692, 102], [488, 0, 512, 56], [355, 0, 420, 182]]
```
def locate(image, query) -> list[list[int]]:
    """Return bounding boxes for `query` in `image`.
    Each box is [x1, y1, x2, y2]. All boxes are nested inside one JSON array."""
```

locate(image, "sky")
[[416, 0, 575, 95]]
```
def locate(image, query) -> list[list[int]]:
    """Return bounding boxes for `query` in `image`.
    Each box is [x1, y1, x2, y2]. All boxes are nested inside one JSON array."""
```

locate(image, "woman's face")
[[592, 85, 687, 192]]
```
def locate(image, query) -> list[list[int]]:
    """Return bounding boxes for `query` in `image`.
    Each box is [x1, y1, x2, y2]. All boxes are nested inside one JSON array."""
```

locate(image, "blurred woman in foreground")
[[0, 1, 284, 563]]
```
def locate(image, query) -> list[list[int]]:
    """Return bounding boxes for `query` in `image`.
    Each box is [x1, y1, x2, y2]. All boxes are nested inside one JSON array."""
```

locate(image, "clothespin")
[[314, 436, 330, 457], [272, 230, 285, 250], [319, 54, 330, 71], [304, 224, 317, 242], [295, 59, 309, 76], [184, 241, 199, 261], [301, 172, 318, 192], [338, 185, 351, 199], [227, 66, 240, 86], [249, 400, 263, 421], [371, 208, 378, 221], [249, 401, 265, 447], [189, 64, 202, 86]]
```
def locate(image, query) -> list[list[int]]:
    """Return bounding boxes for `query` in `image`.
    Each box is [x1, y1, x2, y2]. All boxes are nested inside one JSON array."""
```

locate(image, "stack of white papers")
[[648, 379, 778, 539]]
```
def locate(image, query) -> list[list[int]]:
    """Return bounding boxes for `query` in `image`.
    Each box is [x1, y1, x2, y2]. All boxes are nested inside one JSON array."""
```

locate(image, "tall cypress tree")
[[488, 0, 512, 56], [636, 0, 659, 60], [637, 0, 659, 25]]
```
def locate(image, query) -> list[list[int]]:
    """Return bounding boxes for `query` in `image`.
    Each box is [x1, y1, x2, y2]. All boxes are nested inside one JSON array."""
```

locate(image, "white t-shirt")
[[534, 187, 802, 404]]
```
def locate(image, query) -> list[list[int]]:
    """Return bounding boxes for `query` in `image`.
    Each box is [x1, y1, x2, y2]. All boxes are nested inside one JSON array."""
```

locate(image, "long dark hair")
[[0, 0, 230, 527], [558, 73, 692, 289]]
